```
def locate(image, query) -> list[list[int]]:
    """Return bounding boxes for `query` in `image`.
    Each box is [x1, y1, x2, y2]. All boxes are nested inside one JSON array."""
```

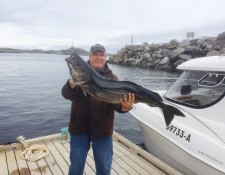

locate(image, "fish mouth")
[[65, 57, 72, 63]]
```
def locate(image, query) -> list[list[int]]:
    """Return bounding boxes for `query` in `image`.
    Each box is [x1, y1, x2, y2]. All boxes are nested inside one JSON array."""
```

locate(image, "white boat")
[[129, 55, 225, 175]]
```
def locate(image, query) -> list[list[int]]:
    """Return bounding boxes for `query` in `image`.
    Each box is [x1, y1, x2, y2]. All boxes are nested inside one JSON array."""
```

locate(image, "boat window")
[[164, 71, 225, 108], [198, 73, 225, 87]]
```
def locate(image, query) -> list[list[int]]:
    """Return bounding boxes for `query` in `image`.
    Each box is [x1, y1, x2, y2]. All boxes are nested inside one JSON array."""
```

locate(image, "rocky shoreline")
[[108, 32, 225, 71]]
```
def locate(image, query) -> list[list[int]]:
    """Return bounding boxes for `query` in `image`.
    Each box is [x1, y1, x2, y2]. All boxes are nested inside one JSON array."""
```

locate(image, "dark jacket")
[[62, 63, 125, 139]]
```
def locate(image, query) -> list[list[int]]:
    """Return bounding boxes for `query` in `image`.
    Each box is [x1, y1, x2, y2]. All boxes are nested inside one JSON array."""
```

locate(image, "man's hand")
[[69, 76, 76, 88], [119, 93, 135, 112]]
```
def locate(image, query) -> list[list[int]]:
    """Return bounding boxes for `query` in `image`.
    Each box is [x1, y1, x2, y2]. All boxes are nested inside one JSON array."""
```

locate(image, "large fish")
[[65, 53, 185, 126]]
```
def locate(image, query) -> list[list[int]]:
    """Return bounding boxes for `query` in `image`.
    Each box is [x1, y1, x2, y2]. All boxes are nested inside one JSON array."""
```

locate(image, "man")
[[62, 44, 135, 175]]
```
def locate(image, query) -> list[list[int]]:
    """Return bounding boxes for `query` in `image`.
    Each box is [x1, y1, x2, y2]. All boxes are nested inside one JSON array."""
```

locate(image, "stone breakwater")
[[108, 31, 225, 71]]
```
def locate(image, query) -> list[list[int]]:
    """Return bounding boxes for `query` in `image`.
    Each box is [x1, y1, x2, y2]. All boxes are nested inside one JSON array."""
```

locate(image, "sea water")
[[0, 53, 179, 145]]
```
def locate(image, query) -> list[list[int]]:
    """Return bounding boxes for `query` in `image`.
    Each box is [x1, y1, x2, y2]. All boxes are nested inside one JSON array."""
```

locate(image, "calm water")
[[0, 53, 179, 145]]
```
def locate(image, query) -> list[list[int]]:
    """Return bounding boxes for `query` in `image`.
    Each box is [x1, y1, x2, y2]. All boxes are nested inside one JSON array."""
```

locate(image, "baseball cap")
[[90, 44, 106, 53]]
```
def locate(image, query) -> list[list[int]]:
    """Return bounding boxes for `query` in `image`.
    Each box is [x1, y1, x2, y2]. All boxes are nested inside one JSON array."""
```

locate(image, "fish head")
[[65, 53, 91, 84]]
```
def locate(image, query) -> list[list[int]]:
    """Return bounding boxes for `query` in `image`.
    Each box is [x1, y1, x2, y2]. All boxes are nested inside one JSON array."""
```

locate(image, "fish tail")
[[162, 105, 185, 126]]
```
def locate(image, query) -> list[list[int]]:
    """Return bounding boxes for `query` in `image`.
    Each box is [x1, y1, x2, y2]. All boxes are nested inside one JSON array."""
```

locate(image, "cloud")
[[0, 0, 225, 53]]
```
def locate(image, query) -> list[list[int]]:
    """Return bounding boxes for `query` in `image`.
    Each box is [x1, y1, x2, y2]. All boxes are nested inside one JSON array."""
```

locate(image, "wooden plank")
[[45, 141, 69, 175], [14, 148, 31, 175], [61, 141, 70, 150], [88, 146, 118, 175], [111, 167, 119, 175], [114, 141, 165, 175], [113, 141, 132, 156], [0, 132, 182, 175], [26, 160, 41, 175], [112, 161, 129, 175], [128, 154, 165, 175], [86, 152, 118, 175], [57, 140, 98, 175], [113, 144, 125, 158], [0, 151, 8, 175], [36, 158, 52, 175], [113, 156, 140, 175], [86, 154, 96, 171], [84, 161, 95, 175], [115, 143, 164, 175], [6, 149, 19, 175], [51, 140, 70, 165], [59, 143, 95, 175], [53, 140, 96, 174], [114, 141, 163, 175], [20, 147, 41, 175], [113, 132, 182, 175], [121, 155, 150, 175], [43, 148, 64, 175]]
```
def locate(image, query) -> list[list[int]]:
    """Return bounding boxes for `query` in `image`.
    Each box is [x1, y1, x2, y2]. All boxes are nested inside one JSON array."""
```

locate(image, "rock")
[[192, 47, 206, 58], [221, 48, 225, 54], [108, 54, 121, 64], [178, 54, 192, 60], [169, 39, 179, 46], [154, 59, 161, 65], [146, 62, 155, 68], [140, 61, 147, 67], [142, 53, 153, 61], [150, 53, 157, 60], [138, 47, 144, 52], [159, 56, 170, 65], [206, 50, 221, 56], [108, 31, 225, 71], [157, 65, 172, 71], [133, 47, 138, 52], [167, 45, 177, 49], [150, 44, 159, 51], [213, 44, 223, 51], [168, 47, 185, 60], [190, 39, 198, 45], [144, 46, 151, 52], [179, 39, 190, 47], [204, 44, 214, 52], [161, 49, 171, 57], [125, 57, 136, 64], [173, 59, 186, 68], [154, 49, 161, 55], [185, 46, 195, 53], [217, 32, 225, 41]]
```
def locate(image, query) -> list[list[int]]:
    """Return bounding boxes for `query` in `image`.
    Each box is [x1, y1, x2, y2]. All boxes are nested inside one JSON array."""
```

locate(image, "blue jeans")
[[68, 133, 113, 175]]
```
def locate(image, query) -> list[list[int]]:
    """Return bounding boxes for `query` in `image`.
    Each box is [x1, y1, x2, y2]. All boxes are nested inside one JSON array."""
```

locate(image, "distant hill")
[[0, 46, 89, 55]]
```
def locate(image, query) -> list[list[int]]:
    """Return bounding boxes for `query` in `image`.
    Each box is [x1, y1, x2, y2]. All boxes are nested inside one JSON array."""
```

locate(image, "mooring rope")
[[17, 136, 49, 161], [57, 127, 70, 144]]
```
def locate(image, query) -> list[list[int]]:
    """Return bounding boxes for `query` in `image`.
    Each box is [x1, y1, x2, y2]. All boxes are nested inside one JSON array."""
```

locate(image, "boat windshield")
[[164, 71, 225, 108]]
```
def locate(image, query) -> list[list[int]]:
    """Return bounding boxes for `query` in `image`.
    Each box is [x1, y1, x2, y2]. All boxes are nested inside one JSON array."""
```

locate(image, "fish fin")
[[162, 105, 185, 126], [153, 92, 163, 100]]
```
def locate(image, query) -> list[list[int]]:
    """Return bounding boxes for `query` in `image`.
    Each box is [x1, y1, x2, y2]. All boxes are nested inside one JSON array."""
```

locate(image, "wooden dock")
[[0, 132, 182, 175]]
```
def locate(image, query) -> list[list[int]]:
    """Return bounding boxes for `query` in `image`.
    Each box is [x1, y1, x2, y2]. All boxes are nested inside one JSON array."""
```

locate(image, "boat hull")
[[130, 103, 225, 175], [137, 119, 224, 175]]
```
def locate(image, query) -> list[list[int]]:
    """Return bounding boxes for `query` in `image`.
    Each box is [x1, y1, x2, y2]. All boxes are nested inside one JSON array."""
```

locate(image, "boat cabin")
[[164, 55, 225, 108]]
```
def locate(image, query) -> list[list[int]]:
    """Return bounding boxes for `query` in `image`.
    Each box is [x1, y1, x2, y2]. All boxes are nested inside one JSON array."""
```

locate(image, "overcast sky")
[[0, 0, 225, 53]]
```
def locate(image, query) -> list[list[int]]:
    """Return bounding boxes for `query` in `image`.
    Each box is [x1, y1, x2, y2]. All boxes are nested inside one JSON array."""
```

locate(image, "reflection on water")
[[0, 53, 179, 144]]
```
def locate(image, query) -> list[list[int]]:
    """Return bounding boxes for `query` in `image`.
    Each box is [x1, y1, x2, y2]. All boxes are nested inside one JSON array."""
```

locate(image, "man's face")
[[89, 51, 106, 70]]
